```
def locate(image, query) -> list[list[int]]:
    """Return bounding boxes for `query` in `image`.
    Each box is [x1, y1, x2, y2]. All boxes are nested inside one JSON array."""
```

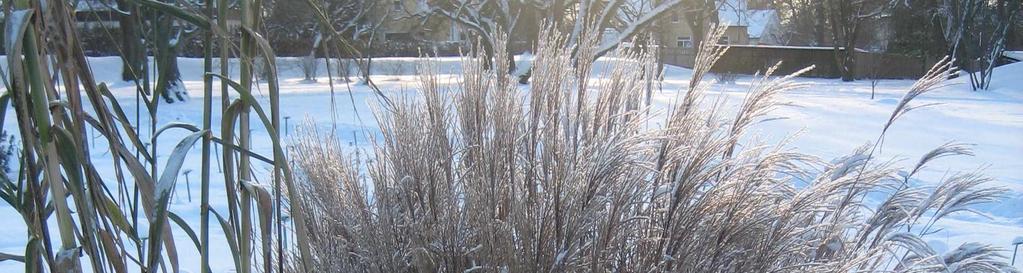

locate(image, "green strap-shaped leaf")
[[54, 247, 82, 273], [4, 9, 33, 59], [6, 9, 54, 144], [99, 192, 137, 238], [154, 122, 201, 140], [0, 252, 25, 262], [0, 174, 20, 214], [208, 74, 276, 139], [97, 83, 153, 162], [146, 128, 206, 272], [51, 128, 84, 192], [167, 212, 200, 251], [0, 92, 12, 128], [24, 237, 40, 272], [241, 180, 274, 270], [208, 72, 315, 271], [210, 208, 241, 271], [95, 230, 128, 273], [155, 127, 205, 199], [164, 120, 275, 163], [168, 211, 213, 273]]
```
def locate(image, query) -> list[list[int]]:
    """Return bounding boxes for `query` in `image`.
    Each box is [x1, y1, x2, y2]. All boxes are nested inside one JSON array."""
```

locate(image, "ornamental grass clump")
[[291, 27, 1014, 273]]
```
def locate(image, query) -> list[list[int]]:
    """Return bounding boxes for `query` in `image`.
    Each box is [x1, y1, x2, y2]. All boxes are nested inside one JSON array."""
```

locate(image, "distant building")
[[719, 7, 783, 45], [655, 0, 785, 67], [365, 0, 547, 55], [73, 0, 119, 30], [369, 0, 465, 46], [73, 0, 242, 30], [656, 0, 783, 53]]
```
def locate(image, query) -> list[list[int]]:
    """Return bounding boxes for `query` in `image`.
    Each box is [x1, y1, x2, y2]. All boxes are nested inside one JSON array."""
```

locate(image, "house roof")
[[717, 0, 748, 27], [75, 0, 116, 12], [744, 10, 777, 39], [717, 0, 779, 39], [1004, 51, 1023, 61]]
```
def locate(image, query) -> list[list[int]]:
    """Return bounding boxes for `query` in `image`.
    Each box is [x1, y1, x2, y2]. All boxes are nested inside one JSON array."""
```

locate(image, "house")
[[73, 0, 242, 31], [370, 0, 465, 46], [73, 0, 119, 30], [656, 0, 782, 52], [366, 0, 547, 56], [720, 8, 783, 45]]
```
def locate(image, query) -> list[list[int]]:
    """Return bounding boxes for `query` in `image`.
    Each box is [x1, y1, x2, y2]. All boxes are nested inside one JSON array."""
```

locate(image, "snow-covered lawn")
[[1, 56, 1020, 271]]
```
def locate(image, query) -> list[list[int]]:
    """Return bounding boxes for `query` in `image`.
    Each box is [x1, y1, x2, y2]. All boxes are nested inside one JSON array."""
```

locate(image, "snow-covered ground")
[[0, 56, 1020, 271]]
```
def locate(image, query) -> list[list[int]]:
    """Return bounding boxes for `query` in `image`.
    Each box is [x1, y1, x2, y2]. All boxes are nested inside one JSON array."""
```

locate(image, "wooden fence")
[[661, 45, 928, 79]]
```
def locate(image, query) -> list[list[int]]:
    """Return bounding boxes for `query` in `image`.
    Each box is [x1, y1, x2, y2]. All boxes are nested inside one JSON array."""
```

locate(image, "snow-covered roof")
[[1003, 51, 1023, 61], [745, 10, 777, 39], [717, 0, 747, 27], [716, 0, 780, 39], [75, 0, 115, 12]]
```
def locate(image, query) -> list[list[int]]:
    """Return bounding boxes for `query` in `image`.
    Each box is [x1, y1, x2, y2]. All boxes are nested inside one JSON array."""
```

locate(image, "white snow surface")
[[0, 56, 1021, 271]]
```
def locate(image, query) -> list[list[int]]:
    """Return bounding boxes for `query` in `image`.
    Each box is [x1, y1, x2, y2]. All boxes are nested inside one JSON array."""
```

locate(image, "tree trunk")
[[154, 13, 186, 103], [157, 46, 186, 103], [813, 1, 827, 45], [689, 19, 707, 49], [685, 9, 708, 49], [117, 0, 145, 82], [828, 0, 857, 82], [477, 34, 516, 73], [976, 0, 1020, 90], [359, 39, 374, 85], [840, 46, 856, 81]]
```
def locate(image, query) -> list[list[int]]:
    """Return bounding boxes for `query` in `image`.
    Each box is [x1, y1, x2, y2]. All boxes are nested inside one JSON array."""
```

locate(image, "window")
[[677, 36, 692, 48], [718, 36, 730, 45], [671, 11, 680, 23], [385, 32, 413, 42], [392, 0, 402, 11]]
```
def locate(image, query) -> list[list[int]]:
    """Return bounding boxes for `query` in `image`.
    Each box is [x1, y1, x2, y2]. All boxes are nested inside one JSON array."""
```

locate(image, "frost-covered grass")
[[2, 46, 1022, 273], [283, 30, 1021, 272]]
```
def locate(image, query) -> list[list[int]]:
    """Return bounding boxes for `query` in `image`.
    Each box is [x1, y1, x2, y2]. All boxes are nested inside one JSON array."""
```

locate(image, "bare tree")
[[771, 0, 829, 46], [942, 0, 1021, 90], [425, 0, 699, 84], [425, 0, 536, 71], [562, 0, 707, 60], [824, 0, 894, 82], [269, 0, 392, 85], [266, 0, 379, 83]]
